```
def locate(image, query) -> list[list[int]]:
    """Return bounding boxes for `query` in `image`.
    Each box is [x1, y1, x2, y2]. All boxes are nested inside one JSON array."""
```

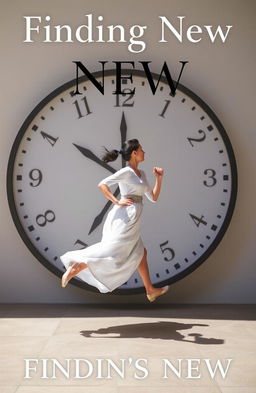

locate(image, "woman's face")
[[135, 144, 145, 162]]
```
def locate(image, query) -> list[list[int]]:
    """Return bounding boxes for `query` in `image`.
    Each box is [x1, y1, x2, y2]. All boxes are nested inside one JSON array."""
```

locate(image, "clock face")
[[7, 69, 237, 294]]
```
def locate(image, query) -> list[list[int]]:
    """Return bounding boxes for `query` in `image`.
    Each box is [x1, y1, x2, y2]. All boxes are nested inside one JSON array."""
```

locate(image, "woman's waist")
[[121, 194, 143, 203]]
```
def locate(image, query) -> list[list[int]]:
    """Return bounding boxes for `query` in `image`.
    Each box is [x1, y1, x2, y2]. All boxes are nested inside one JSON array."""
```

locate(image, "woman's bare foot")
[[146, 285, 170, 302], [61, 262, 87, 288], [146, 286, 164, 296], [69, 262, 87, 280]]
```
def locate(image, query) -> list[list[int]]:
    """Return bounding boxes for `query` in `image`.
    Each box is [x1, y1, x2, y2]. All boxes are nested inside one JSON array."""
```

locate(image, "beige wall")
[[1, 0, 255, 303]]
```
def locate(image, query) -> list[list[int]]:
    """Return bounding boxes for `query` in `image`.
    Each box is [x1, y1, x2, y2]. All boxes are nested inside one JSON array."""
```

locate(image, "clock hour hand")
[[88, 187, 120, 235], [73, 143, 116, 174]]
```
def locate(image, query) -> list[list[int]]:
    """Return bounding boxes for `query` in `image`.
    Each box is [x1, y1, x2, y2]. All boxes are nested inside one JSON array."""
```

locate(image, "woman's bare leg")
[[65, 262, 87, 282], [137, 248, 165, 295]]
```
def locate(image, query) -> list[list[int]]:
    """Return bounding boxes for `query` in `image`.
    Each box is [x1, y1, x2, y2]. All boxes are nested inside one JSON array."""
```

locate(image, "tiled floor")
[[0, 304, 255, 393]]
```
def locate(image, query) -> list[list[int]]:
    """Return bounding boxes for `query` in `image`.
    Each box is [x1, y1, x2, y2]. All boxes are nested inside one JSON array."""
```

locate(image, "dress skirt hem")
[[59, 178, 149, 293], [60, 238, 145, 293]]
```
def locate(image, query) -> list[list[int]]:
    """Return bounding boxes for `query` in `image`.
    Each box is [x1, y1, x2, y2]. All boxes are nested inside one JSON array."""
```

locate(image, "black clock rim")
[[6, 68, 238, 296]]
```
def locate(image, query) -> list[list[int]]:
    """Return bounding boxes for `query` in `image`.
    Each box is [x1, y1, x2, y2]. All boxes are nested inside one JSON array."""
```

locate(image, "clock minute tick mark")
[[32, 125, 38, 131], [207, 125, 213, 131]]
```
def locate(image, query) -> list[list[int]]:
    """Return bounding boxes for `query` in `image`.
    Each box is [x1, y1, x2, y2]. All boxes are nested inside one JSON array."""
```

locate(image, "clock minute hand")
[[120, 111, 127, 168], [73, 143, 116, 174]]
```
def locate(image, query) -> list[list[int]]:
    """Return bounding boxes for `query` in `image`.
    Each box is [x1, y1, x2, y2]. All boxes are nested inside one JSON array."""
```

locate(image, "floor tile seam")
[[0, 386, 21, 391], [0, 335, 59, 340], [1, 380, 245, 387], [33, 335, 58, 359], [7, 385, 256, 389], [217, 382, 256, 388], [19, 382, 121, 387], [50, 318, 63, 337], [114, 382, 221, 387]]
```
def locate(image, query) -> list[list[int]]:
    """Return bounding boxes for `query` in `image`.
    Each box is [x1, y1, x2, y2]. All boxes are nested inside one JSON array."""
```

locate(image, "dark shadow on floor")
[[80, 321, 224, 344]]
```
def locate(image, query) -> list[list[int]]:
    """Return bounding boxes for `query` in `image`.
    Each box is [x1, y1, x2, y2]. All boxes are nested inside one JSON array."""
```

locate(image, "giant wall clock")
[[6, 68, 237, 295]]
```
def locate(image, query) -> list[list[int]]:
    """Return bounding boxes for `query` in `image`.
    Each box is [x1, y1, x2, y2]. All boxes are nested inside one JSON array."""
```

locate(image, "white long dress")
[[59, 165, 156, 293]]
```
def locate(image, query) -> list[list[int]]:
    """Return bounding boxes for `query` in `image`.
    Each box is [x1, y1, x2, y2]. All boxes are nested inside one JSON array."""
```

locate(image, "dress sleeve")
[[98, 167, 128, 187], [142, 170, 156, 203]]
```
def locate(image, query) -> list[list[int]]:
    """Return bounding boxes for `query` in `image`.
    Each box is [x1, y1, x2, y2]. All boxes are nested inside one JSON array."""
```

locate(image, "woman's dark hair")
[[101, 139, 140, 163]]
